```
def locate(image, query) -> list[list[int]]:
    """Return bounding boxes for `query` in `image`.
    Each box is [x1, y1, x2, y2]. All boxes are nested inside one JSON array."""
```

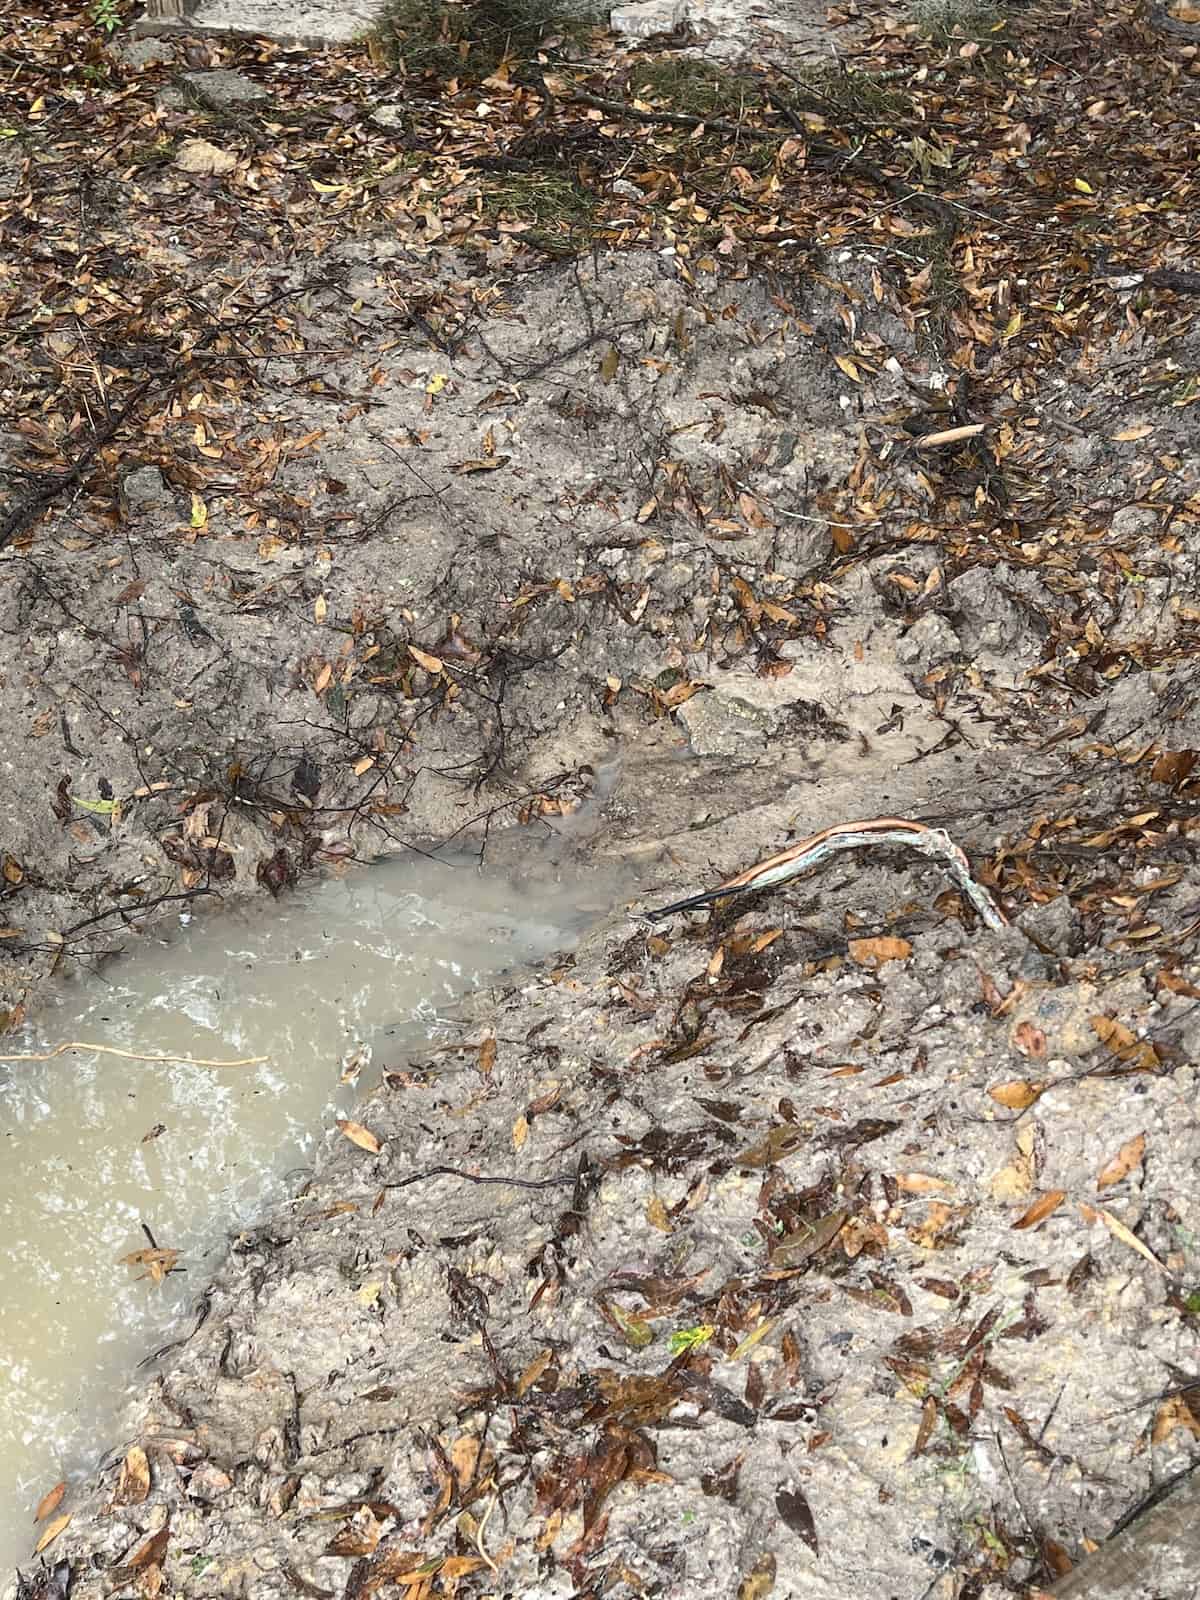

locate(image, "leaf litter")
[[4, 0, 1200, 1596]]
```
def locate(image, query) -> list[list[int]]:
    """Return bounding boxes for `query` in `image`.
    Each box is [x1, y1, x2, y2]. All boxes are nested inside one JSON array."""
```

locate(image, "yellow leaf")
[[34, 1513, 70, 1553], [1074, 177, 1094, 194], [337, 1118, 382, 1154], [356, 1280, 383, 1307], [314, 594, 327, 623], [426, 373, 447, 395], [311, 179, 348, 194], [834, 353, 861, 383], [1001, 311, 1023, 342], [189, 493, 207, 529], [512, 1114, 529, 1151]]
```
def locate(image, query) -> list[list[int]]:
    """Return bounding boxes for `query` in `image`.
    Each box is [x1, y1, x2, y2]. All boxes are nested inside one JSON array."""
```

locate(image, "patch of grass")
[[909, 0, 1007, 47], [485, 169, 599, 252], [777, 63, 915, 134], [376, 0, 600, 82], [628, 57, 758, 119], [909, 222, 962, 359]]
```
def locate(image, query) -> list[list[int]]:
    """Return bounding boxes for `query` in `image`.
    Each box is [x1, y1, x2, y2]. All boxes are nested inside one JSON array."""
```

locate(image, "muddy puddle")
[[0, 844, 622, 1569]]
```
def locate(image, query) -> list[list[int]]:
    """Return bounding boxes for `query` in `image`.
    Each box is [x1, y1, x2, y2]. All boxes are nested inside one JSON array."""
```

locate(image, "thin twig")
[[0, 1042, 266, 1067], [474, 1491, 500, 1575]]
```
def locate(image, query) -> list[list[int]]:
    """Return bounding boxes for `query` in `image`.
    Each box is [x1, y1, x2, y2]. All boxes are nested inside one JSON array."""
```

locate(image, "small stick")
[[474, 1491, 500, 1575], [0, 1042, 266, 1067], [915, 422, 986, 449]]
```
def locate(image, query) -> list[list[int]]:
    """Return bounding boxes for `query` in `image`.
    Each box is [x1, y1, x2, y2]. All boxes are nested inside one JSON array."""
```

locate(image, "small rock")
[[114, 36, 178, 67], [121, 466, 174, 516], [894, 611, 960, 669], [369, 104, 406, 131], [677, 691, 766, 758], [181, 68, 269, 108], [1018, 894, 1082, 957], [187, 1461, 233, 1501], [1110, 504, 1157, 537], [948, 565, 1025, 656], [610, 0, 688, 39]]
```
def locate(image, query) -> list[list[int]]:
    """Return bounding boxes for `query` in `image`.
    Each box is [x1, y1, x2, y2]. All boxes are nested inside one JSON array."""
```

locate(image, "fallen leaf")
[[1012, 1190, 1066, 1229], [1097, 1132, 1145, 1190], [1110, 423, 1153, 442], [1091, 1204, 1170, 1273], [337, 1119, 382, 1154], [34, 1481, 66, 1522], [115, 1445, 150, 1505], [1012, 1020, 1047, 1059], [35, 1513, 71, 1553], [989, 1080, 1046, 1110], [512, 1114, 529, 1151], [175, 138, 237, 175], [737, 1551, 777, 1600], [408, 645, 443, 673], [775, 1485, 818, 1555], [848, 936, 912, 967]]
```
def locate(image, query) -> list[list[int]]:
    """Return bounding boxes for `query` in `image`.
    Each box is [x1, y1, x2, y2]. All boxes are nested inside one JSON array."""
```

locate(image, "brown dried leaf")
[[408, 646, 443, 673], [1097, 1132, 1145, 1190], [1150, 749, 1197, 786], [1012, 1190, 1067, 1230], [848, 936, 912, 968], [775, 1484, 818, 1554], [989, 1080, 1046, 1111], [337, 1118, 382, 1154], [34, 1481, 66, 1522], [1013, 1020, 1047, 1059], [115, 1445, 151, 1505], [735, 1124, 805, 1168]]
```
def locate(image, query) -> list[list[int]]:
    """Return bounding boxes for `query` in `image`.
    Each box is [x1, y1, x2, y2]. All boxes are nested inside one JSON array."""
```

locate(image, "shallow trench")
[[0, 838, 625, 1574]]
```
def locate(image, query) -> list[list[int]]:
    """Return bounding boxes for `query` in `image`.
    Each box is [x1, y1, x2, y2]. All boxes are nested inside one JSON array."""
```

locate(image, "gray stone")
[[677, 689, 767, 757], [894, 611, 960, 669], [1017, 894, 1083, 957], [113, 35, 178, 66], [610, 0, 689, 39], [121, 465, 174, 515], [368, 104, 406, 131], [181, 67, 270, 108], [949, 564, 1026, 656], [138, 0, 381, 47]]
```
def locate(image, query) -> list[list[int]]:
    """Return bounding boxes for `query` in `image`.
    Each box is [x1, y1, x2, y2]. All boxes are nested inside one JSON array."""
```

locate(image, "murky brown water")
[[0, 848, 615, 1570]]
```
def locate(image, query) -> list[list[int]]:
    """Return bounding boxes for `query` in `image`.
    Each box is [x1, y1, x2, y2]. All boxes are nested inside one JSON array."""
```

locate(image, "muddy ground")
[[4, 0, 1200, 1595]]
